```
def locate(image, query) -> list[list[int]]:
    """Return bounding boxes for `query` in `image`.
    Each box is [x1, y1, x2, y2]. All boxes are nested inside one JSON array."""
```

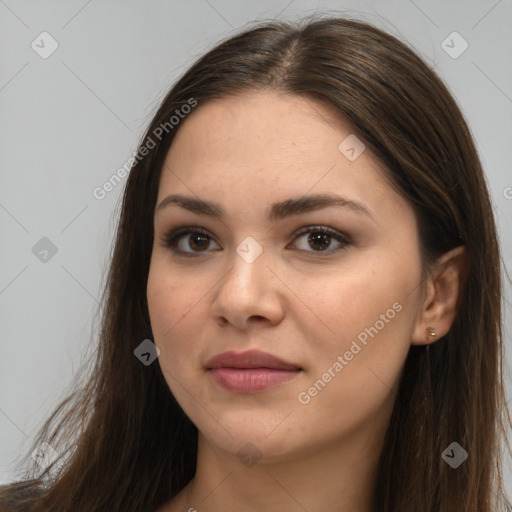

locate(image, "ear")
[[411, 246, 469, 346]]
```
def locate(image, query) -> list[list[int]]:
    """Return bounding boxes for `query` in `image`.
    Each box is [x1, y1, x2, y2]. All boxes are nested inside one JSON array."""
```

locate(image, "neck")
[[169, 418, 387, 512]]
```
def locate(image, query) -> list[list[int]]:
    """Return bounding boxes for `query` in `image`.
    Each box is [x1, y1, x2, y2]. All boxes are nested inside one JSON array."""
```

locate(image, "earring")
[[425, 326, 437, 342]]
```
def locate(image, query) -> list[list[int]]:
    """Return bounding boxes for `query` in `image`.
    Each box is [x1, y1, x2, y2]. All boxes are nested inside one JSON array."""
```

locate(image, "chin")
[[195, 412, 306, 463]]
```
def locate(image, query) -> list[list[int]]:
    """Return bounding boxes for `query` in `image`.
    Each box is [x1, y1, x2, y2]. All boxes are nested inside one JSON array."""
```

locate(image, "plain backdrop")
[[1, 0, 511, 498]]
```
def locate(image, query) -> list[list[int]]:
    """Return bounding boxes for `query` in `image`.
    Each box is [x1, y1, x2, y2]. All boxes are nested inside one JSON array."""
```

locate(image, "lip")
[[206, 349, 302, 393], [206, 349, 301, 371]]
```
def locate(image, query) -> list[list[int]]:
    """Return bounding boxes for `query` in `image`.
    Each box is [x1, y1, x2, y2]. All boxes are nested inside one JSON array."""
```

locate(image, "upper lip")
[[206, 349, 301, 370]]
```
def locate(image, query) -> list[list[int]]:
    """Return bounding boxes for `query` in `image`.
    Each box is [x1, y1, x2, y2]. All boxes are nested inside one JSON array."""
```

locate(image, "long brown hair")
[[2, 16, 511, 512]]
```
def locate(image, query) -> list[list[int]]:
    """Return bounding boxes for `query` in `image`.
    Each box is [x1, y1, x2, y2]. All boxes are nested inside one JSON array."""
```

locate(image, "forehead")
[[157, 91, 409, 223]]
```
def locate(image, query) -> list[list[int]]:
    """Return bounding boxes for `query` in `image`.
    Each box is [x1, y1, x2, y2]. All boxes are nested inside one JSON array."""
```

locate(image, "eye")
[[159, 225, 350, 257], [290, 226, 349, 253], [159, 226, 220, 256]]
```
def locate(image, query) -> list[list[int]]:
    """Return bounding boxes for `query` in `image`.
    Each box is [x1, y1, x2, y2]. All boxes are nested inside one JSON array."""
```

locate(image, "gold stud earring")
[[425, 326, 437, 342]]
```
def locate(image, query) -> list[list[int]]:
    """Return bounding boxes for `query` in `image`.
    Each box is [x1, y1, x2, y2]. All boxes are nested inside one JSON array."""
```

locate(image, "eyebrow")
[[155, 193, 375, 222]]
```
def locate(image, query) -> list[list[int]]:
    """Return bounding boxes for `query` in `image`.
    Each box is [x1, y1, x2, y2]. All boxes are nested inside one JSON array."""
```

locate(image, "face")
[[147, 90, 424, 462]]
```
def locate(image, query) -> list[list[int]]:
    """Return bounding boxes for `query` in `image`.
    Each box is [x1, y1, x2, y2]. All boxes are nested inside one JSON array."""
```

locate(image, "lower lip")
[[209, 368, 300, 393]]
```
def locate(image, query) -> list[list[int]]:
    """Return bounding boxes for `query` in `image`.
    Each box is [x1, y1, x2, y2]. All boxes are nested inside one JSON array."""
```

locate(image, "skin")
[[147, 90, 467, 512]]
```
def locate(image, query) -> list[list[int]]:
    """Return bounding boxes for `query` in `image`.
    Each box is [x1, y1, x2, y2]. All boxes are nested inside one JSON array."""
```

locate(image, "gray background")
[[1, 0, 511, 498]]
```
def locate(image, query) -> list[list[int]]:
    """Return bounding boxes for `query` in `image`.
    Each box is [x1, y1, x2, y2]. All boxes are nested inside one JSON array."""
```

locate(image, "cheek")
[[146, 261, 204, 371], [297, 256, 420, 393], [293, 281, 415, 441], [299, 262, 411, 351]]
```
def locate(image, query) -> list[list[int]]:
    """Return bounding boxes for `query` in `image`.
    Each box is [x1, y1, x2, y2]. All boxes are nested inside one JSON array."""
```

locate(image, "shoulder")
[[0, 479, 45, 511]]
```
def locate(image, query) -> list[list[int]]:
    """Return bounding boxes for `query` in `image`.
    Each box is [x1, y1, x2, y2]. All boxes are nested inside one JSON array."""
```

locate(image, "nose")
[[211, 246, 285, 330]]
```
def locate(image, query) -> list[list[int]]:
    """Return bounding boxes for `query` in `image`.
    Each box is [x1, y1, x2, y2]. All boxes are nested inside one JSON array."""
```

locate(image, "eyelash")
[[158, 225, 350, 257]]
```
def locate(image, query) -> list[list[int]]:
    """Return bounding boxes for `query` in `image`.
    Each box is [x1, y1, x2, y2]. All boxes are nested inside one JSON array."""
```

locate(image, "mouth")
[[206, 349, 303, 393]]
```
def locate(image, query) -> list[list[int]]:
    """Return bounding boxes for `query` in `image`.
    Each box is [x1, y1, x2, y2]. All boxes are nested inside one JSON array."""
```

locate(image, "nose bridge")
[[212, 237, 282, 326], [221, 239, 268, 299]]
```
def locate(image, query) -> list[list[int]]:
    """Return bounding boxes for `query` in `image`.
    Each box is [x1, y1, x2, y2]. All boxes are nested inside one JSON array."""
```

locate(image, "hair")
[[1, 15, 511, 512]]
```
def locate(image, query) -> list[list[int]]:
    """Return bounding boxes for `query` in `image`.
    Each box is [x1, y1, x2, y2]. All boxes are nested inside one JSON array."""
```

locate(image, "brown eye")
[[160, 225, 349, 258], [292, 227, 349, 253], [307, 232, 332, 251], [186, 234, 210, 252], [160, 227, 220, 256]]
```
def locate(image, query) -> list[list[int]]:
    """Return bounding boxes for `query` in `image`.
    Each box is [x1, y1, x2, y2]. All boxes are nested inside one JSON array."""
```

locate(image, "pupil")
[[309, 232, 330, 251], [190, 235, 209, 251]]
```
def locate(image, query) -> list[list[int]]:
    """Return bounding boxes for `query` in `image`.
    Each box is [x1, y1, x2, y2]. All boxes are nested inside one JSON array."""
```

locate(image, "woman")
[[1, 16, 511, 512]]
